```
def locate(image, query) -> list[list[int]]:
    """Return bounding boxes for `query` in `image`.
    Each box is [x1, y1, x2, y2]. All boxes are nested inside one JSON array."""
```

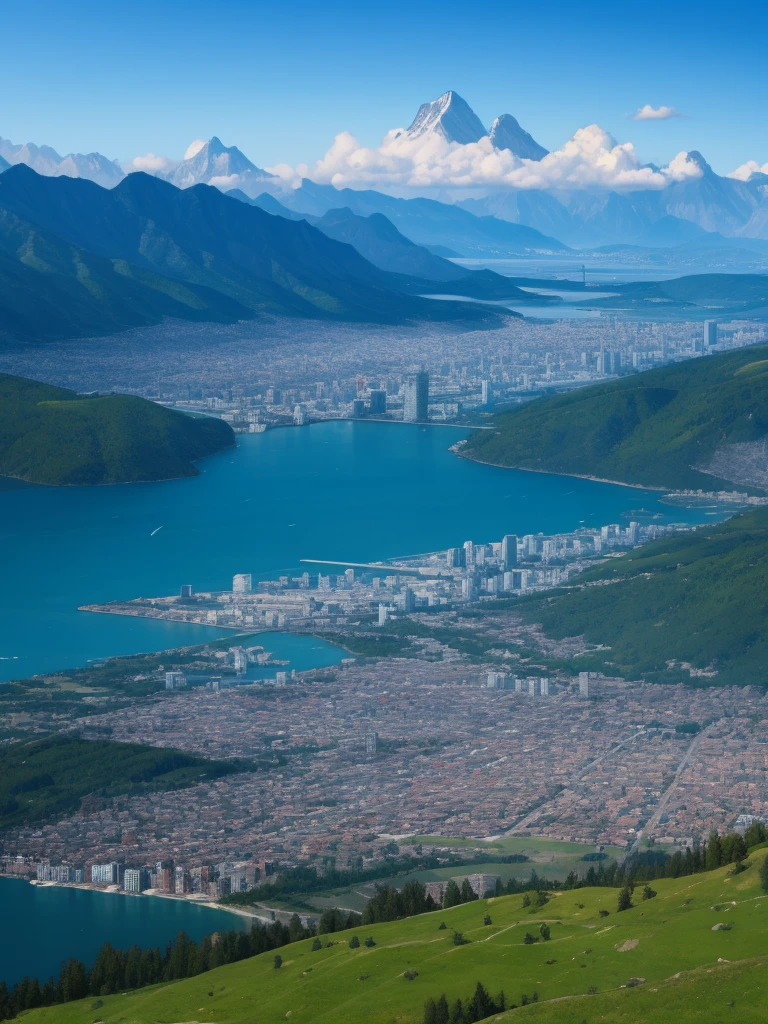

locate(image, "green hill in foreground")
[[463, 343, 768, 491], [0, 736, 255, 829], [519, 507, 768, 686], [0, 373, 234, 484], [19, 849, 768, 1024]]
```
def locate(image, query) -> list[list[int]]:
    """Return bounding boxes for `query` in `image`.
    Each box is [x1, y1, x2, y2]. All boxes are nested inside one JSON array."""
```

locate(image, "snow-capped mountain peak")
[[489, 114, 548, 161], [403, 91, 488, 145], [166, 137, 274, 195]]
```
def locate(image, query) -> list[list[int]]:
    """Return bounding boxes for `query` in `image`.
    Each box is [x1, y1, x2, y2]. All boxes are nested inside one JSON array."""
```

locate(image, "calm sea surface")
[[0, 420, 716, 681], [0, 876, 246, 987]]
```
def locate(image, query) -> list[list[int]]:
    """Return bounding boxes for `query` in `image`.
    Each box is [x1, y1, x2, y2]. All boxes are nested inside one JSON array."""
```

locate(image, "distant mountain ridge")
[[2, 91, 768, 248]]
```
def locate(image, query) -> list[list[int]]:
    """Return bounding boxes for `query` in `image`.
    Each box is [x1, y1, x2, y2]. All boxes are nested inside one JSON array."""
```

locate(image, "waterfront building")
[[403, 370, 429, 422], [368, 389, 387, 415], [231, 648, 248, 673], [91, 862, 120, 885], [352, 398, 366, 418], [501, 534, 518, 569], [293, 404, 308, 426], [123, 867, 151, 892], [463, 540, 475, 566], [180, 585, 193, 598], [233, 573, 252, 593]]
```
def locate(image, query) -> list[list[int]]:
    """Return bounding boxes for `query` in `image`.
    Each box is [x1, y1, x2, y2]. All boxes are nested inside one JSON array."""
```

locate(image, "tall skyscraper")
[[704, 321, 718, 347], [403, 370, 429, 422], [501, 534, 518, 569], [365, 731, 378, 754], [233, 573, 252, 593], [180, 584, 193, 598]]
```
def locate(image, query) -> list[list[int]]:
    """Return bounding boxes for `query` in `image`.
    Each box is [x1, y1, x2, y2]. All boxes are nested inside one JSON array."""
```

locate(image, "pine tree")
[[760, 854, 768, 893], [449, 997, 465, 1024], [436, 993, 450, 1024], [443, 879, 461, 908], [705, 829, 722, 870], [423, 997, 438, 1024], [617, 886, 633, 912], [539, 923, 551, 940]]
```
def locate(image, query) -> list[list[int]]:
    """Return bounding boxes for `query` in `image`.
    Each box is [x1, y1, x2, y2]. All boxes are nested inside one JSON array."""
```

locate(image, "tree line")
[[0, 916, 313, 1021]]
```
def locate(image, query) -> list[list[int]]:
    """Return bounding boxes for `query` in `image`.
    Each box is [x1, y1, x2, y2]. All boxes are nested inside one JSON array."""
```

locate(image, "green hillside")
[[0, 373, 234, 484], [463, 343, 768, 491], [518, 508, 768, 686], [18, 849, 768, 1024], [0, 736, 255, 829]]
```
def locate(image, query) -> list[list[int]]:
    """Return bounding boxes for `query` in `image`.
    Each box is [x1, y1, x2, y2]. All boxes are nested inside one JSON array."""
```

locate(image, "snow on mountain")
[[164, 136, 274, 196], [0, 137, 124, 187], [402, 90, 487, 145], [489, 114, 548, 161]]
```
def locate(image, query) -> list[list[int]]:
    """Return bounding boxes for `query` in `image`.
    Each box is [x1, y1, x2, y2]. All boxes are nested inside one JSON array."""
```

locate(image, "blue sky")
[[2, 0, 767, 176]]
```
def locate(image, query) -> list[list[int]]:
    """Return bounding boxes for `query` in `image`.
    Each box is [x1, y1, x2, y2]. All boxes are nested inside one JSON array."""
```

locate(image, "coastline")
[[456, 450, 668, 492], [4, 873, 259, 923]]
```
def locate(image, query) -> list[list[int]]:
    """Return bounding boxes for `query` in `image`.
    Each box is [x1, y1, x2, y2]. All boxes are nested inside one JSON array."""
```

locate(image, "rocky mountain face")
[[489, 114, 548, 160], [163, 137, 274, 195], [0, 137, 124, 188], [402, 90, 488, 144]]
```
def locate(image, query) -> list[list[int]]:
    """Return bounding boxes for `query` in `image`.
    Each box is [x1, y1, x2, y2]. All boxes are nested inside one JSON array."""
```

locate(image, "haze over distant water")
[[0, 422, 719, 682]]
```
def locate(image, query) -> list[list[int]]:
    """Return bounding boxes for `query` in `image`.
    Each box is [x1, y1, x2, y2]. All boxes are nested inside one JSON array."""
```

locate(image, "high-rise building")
[[463, 540, 475, 566], [91, 862, 120, 885], [352, 399, 366, 418], [180, 585, 193, 599], [365, 731, 378, 754], [165, 671, 186, 690], [540, 677, 550, 696], [501, 534, 518, 569], [481, 379, 492, 407], [123, 868, 151, 892], [231, 648, 248, 672], [368, 389, 387, 415], [377, 603, 389, 626], [579, 671, 591, 697], [403, 370, 429, 422], [704, 321, 718, 347], [233, 573, 252, 593], [402, 587, 416, 613]]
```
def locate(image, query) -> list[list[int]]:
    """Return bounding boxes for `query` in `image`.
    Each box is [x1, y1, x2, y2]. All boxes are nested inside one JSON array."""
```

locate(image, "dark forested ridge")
[[463, 343, 768, 491], [0, 736, 255, 828], [0, 373, 234, 484], [0, 165, 502, 342], [519, 508, 768, 685]]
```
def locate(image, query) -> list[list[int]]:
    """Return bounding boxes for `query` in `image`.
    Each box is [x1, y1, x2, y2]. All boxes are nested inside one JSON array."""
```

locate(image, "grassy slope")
[[0, 736, 254, 828], [518, 508, 768, 686], [463, 344, 768, 491], [0, 373, 234, 484], [21, 852, 768, 1024]]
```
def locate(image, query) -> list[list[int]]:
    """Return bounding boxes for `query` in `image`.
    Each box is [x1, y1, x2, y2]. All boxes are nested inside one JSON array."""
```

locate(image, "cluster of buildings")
[[4, 648, 768, 886], [85, 518, 685, 638], [136, 316, 767, 432]]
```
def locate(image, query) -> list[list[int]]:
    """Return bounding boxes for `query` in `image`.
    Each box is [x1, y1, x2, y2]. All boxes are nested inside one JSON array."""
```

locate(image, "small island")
[[0, 373, 235, 486]]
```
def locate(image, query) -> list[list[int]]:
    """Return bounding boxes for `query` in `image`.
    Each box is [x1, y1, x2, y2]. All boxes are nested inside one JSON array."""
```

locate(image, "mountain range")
[[2, 91, 768, 254], [0, 164, 523, 343]]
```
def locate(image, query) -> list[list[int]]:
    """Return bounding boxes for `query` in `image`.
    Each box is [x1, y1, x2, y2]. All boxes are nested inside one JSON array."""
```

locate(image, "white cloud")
[[123, 152, 178, 175], [632, 104, 682, 121], [727, 159, 768, 181], [183, 139, 207, 160], [271, 124, 703, 193]]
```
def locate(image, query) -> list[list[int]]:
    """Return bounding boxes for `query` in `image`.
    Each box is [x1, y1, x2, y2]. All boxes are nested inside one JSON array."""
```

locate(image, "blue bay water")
[[0, 420, 715, 681], [0, 876, 246, 987]]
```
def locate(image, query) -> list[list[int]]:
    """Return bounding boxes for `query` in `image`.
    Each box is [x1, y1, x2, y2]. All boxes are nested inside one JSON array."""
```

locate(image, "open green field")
[[297, 836, 624, 914], [19, 849, 768, 1023]]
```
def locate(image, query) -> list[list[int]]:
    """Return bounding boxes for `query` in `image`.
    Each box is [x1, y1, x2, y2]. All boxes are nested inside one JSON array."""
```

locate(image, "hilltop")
[[17, 846, 768, 1024], [0, 373, 234, 485], [463, 343, 768, 492]]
